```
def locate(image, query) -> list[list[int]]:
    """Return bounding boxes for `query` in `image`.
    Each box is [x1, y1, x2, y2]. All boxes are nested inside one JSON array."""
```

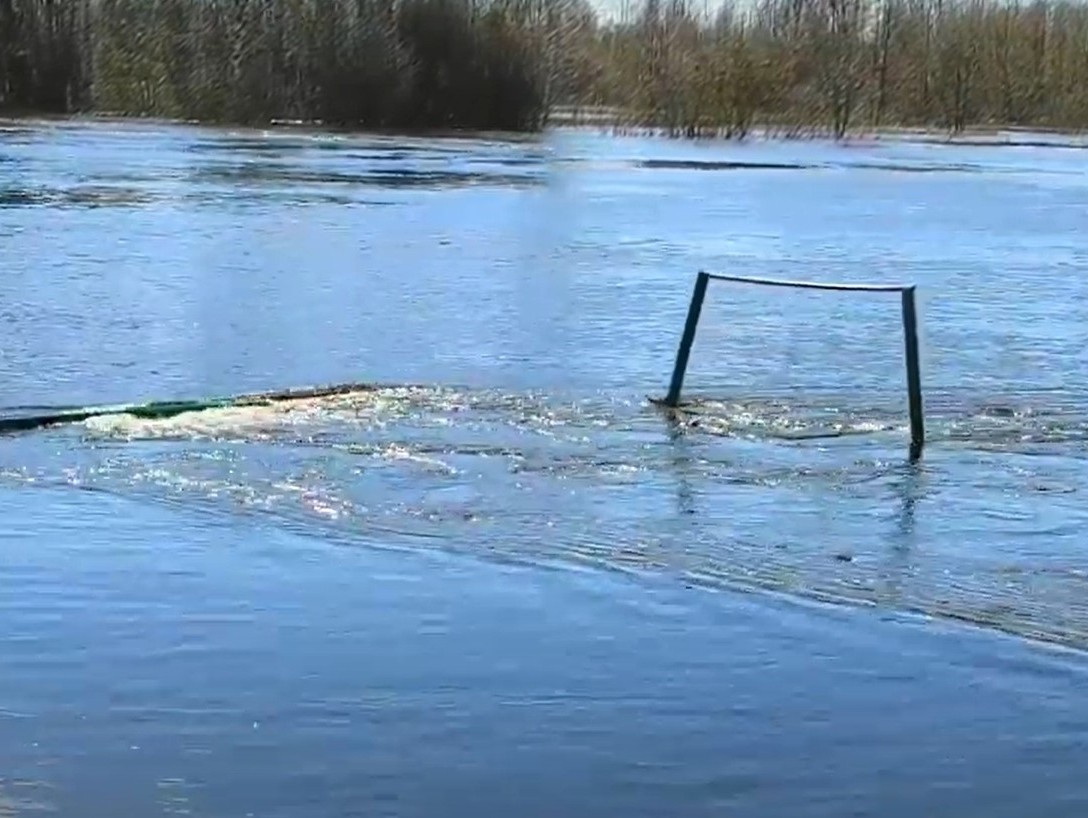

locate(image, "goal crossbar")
[[658, 271, 926, 462], [703, 272, 909, 293]]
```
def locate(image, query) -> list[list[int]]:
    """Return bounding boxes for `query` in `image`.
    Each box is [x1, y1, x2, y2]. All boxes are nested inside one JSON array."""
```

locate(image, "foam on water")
[[59, 379, 1088, 456], [677, 392, 1088, 452], [79, 387, 403, 441], [3, 381, 1083, 650]]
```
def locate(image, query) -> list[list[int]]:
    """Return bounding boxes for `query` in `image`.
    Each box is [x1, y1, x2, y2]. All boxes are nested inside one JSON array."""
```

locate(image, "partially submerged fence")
[[657, 271, 925, 462], [0, 382, 378, 435]]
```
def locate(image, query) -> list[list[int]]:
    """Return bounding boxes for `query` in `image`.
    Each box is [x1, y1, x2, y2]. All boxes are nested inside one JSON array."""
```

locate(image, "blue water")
[[1, 119, 1088, 815]]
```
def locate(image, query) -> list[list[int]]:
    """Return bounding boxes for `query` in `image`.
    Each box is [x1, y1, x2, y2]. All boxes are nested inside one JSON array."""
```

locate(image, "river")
[[1, 118, 1087, 816]]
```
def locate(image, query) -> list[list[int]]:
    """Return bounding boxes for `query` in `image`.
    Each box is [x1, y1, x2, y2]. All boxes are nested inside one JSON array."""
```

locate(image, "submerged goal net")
[[660, 272, 924, 458]]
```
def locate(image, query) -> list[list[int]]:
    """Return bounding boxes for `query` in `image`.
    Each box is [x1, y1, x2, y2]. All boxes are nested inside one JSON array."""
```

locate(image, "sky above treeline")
[[591, 0, 726, 22]]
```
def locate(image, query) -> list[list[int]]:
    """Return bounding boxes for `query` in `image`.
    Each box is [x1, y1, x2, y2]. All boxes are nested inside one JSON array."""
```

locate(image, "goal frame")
[[656, 271, 925, 462]]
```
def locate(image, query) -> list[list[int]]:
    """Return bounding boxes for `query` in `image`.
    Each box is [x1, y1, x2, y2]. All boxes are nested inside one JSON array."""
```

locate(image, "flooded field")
[[1, 118, 1087, 816]]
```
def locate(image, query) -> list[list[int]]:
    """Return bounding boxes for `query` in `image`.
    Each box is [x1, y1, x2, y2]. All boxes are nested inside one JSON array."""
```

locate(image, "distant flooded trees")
[[2, 0, 1088, 135], [0, 0, 89, 113], [591, 0, 1088, 135], [0, 0, 570, 130]]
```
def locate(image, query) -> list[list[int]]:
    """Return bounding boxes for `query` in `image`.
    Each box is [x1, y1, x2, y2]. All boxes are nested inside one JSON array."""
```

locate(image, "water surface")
[[1, 119, 1087, 815]]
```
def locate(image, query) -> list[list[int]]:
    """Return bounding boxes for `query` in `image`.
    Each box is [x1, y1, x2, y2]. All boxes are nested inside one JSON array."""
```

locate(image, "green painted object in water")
[[0, 382, 379, 436]]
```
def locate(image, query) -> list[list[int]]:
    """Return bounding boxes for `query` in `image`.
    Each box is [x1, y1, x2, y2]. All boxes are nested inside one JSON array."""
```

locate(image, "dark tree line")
[[0, 0, 576, 131], [3, 0, 1088, 135]]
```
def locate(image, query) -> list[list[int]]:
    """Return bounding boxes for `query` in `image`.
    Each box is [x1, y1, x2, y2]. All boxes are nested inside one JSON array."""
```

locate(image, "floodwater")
[[1, 118, 1087, 816]]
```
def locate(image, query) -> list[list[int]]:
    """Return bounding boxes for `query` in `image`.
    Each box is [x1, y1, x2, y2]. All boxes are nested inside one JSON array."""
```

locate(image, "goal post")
[[656, 271, 926, 462]]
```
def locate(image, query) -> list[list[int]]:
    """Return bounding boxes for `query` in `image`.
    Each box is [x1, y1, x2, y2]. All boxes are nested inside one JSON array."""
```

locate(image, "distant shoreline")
[[546, 107, 1088, 148], [5, 110, 1088, 151]]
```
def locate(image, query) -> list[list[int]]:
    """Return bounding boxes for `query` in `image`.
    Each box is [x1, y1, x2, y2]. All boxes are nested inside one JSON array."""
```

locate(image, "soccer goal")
[[655, 271, 926, 462]]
